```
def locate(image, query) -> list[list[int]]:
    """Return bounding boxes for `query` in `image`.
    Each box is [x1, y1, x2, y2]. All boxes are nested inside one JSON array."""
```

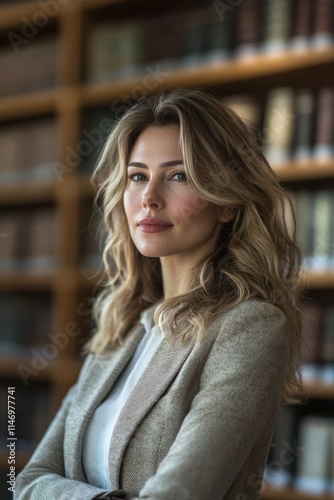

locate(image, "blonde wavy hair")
[[84, 87, 306, 405]]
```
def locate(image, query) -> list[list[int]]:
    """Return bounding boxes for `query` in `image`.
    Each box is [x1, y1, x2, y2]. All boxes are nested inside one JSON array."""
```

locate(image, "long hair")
[[83, 87, 306, 405]]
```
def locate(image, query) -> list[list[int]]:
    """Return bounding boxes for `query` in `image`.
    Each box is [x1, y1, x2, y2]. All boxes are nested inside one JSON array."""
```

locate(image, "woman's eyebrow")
[[127, 160, 184, 169]]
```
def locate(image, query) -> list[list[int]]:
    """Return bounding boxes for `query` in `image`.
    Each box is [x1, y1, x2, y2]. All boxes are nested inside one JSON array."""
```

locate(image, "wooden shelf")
[[273, 160, 334, 181], [81, 0, 131, 9], [261, 485, 334, 500], [301, 269, 334, 289], [0, 269, 55, 290], [0, 89, 58, 121], [0, 182, 56, 206], [0, 1, 55, 29], [0, 268, 79, 291], [303, 379, 334, 399]]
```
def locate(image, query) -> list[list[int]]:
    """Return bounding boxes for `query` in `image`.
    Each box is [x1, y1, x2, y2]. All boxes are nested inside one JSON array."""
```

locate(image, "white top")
[[81, 304, 162, 489]]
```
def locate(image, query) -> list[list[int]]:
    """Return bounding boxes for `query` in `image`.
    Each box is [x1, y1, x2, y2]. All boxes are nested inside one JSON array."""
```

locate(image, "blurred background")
[[0, 0, 334, 498]]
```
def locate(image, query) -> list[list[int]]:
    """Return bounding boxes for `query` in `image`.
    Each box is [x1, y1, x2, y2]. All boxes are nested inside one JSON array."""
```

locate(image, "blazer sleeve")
[[132, 301, 291, 500], [14, 355, 121, 500]]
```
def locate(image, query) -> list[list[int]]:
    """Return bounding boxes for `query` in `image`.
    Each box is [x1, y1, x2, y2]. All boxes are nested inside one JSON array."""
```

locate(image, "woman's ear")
[[220, 207, 236, 223]]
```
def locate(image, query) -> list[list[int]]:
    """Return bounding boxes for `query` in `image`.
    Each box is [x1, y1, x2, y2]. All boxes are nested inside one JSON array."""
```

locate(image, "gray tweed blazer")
[[14, 299, 290, 500]]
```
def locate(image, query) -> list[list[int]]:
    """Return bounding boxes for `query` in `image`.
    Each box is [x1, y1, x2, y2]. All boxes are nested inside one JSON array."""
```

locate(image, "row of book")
[[2, 86, 334, 184], [0, 206, 103, 270], [301, 300, 334, 384], [0, 382, 51, 452], [223, 86, 334, 165], [1, 0, 333, 95], [0, 36, 58, 95], [0, 207, 57, 270], [265, 407, 334, 494], [1, 190, 334, 272], [1, 190, 334, 271], [293, 190, 334, 271], [0, 293, 52, 357], [0, 117, 58, 185], [0, 291, 332, 368], [85, 0, 334, 83]]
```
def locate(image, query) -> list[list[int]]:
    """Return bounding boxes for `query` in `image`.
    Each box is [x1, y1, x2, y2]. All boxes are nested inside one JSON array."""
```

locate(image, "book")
[[294, 416, 332, 493], [262, 87, 295, 164], [321, 306, 334, 384], [291, 89, 315, 161], [289, 0, 313, 50], [0, 381, 51, 453], [181, 8, 209, 67], [14, 383, 51, 452], [221, 94, 261, 130], [0, 117, 58, 184], [86, 21, 144, 83], [0, 207, 56, 270], [0, 36, 58, 95], [79, 105, 118, 175], [17, 207, 56, 270], [143, 11, 184, 71], [261, 0, 291, 53], [312, 190, 333, 270], [313, 87, 334, 159], [311, 0, 334, 47], [265, 405, 298, 486], [300, 300, 323, 381], [235, 0, 262, 57], [202, 11, 231, 63], [0, 292, 52, 356], [294, 190, 312, 268]]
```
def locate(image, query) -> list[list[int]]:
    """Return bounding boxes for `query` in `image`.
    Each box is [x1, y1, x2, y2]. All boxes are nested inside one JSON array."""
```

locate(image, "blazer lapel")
[[107, 333, 194, 489], [67, 321, 146, 481]]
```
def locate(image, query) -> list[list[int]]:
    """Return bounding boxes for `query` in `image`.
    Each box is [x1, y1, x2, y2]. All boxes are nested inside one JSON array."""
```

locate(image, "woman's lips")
[[138, 218, 173, 233]]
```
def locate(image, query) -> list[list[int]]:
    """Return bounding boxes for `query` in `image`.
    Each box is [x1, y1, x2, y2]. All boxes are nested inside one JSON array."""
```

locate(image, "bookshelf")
[[0, 0, 334, 499]]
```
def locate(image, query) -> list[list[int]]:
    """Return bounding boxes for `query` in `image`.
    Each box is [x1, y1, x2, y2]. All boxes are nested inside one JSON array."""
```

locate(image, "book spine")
[[235, 0, 262, 57], [313, 190, 332, 270], [262, 0, 291, 52], [289, 0, 313, 50], [295, 416, 332, 493], [313, 87, 334, 159], [262, 87, 294, 164], [292, 89, 315, 161], [311, 0, 334, 47], [321, 306, 334, 384], [264, 405, 298, 486], [300, 300, 323, 381]]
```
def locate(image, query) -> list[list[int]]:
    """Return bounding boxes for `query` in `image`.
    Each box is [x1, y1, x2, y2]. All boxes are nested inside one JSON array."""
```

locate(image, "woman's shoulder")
[[210, 298, 289, 345], [214, 298, 287, 321]]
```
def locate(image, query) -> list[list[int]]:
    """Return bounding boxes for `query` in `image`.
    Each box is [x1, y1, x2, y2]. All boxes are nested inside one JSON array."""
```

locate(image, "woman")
[[15, 88, 305, 500]]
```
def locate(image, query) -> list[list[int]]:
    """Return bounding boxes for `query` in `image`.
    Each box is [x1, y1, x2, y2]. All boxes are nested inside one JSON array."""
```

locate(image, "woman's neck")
[[160, 255, 193, 300]]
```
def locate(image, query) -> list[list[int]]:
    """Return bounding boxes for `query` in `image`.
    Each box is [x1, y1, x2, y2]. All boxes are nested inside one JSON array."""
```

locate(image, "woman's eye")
[[128, 173, 146, 182], [172, 171, 187, 182]]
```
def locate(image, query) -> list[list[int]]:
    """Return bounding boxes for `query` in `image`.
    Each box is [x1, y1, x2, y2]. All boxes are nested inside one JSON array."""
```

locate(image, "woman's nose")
[[141, 182, 164, 209]]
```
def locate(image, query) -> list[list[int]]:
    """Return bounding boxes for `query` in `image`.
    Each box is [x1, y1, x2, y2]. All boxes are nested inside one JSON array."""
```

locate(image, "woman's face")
[[123, 125, 228, 264]]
